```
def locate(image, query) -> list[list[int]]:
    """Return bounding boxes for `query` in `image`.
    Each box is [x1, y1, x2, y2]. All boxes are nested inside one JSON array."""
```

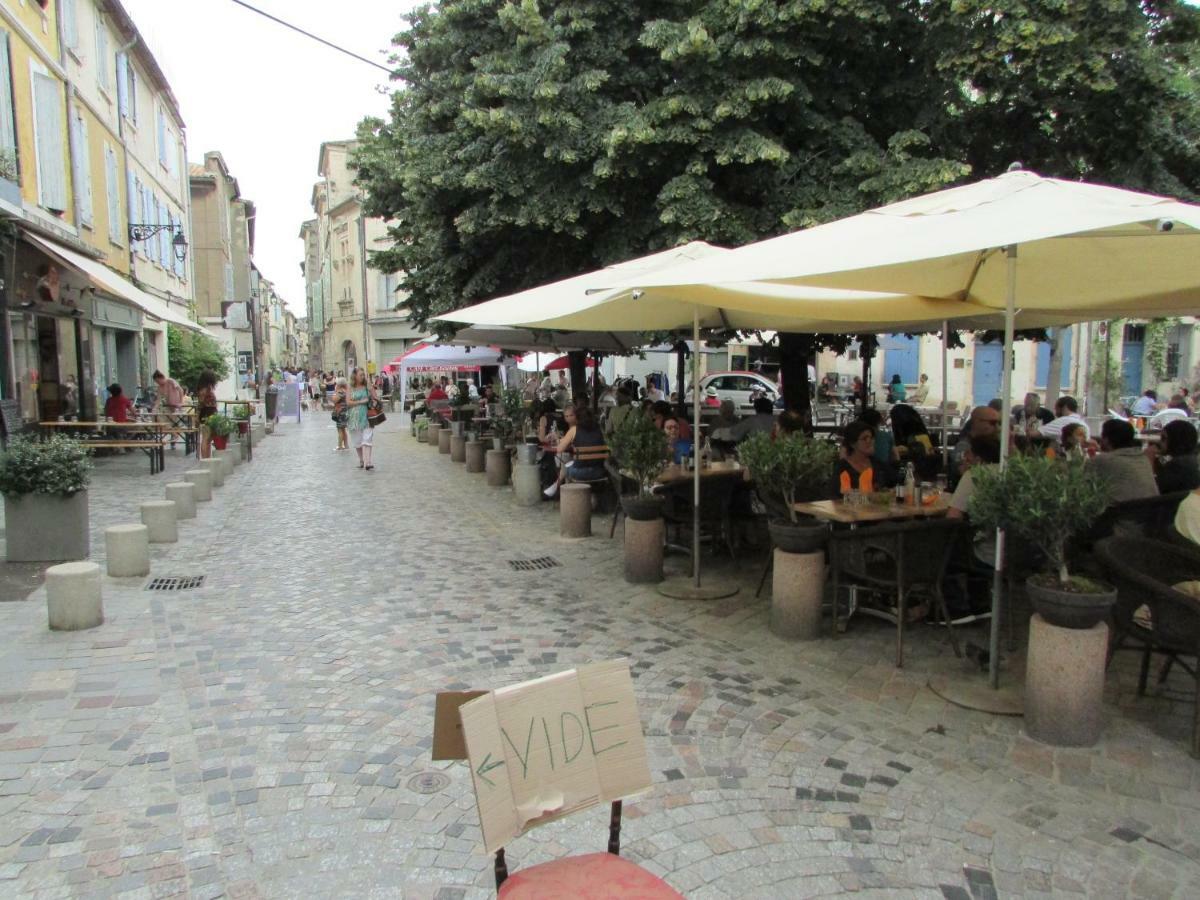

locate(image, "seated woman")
[[1152, 419, 1200, 494], [663, 416, 693, 465], [859, 408, 897, 478], [1058, 421, 1089, 458], [652, 400, 691, 440], [544, 403, 606, 497], [534, 398, 561, 447], [887, 374, 907, 404], [835, 421, 878, 496], [104, 383, 135, 422]]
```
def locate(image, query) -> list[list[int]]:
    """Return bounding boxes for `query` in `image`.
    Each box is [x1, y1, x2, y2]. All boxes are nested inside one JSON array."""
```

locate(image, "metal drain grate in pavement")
[[407, 771, 451, 794], [145, 575, 206, 591], [507, 556, 561, 572]]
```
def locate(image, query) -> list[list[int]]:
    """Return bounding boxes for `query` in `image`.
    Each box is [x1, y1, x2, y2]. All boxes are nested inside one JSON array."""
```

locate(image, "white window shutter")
[[224, 263, 234, 301], [116, 52, 128, 118], [71, 111, 92, 225], [105, 144, 121, 243], [33, 72, 68, 212], [62, 0, 79, 50], [94, 20, 110, 91], [156, 107, 166, 167], [0, 34, 15, 159]]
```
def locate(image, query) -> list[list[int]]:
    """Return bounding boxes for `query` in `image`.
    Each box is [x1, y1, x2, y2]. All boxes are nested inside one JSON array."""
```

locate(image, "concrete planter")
[[770, 548, 825, 640], [4, 490, 90, 562]]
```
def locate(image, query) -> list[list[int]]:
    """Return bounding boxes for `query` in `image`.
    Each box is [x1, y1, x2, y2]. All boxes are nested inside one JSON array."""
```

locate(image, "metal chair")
[[606, 459, 639, 538], [830, 518, 968, 667], [1095, 536, 1200, 758]]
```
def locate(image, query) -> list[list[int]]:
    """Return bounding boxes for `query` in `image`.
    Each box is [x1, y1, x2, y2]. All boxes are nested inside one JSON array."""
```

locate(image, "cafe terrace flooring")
[[0, 418, 1198, 898]]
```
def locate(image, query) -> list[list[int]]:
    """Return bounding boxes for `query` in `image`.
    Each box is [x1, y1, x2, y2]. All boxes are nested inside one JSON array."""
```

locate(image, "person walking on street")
[[331, 377, 350, 451], [196, 370, 218, 460], [346, 369, 377, 470]]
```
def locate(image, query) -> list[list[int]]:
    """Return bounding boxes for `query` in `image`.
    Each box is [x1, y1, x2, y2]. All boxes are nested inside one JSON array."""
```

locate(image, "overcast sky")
[[121, 0, 422, 316]]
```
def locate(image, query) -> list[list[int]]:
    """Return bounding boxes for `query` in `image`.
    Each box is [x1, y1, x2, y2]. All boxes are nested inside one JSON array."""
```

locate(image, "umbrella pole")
[[693, 309, 701, 588], [989, 245, 1018, 690], [941, 320, 949, 468]]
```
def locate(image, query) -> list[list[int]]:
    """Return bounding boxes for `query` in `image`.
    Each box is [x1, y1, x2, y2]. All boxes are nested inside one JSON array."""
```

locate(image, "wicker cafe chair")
[[830, 518, 968, 667], [1095, 536, 1200, 758]]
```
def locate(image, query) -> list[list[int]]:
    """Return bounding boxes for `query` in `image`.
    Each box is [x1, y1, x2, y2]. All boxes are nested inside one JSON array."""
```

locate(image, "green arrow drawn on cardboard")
[[476, 753, 506, 787]]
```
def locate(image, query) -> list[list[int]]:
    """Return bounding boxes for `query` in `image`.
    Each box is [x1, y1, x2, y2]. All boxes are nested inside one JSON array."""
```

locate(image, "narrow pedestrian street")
[[2, 419, 1199, 899]]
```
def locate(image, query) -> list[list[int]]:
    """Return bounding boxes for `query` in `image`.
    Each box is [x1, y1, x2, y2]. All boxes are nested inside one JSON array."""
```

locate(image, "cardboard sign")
[[432, 691, 486, 761], [459, 660, 651, 855]]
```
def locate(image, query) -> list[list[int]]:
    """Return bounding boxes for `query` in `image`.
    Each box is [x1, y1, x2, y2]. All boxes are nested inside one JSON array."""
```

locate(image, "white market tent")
[[396, 341, 515, 409]]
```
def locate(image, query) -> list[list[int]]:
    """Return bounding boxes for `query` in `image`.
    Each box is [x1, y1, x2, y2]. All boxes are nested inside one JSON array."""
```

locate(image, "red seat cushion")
[[497, 852, 683, 900]]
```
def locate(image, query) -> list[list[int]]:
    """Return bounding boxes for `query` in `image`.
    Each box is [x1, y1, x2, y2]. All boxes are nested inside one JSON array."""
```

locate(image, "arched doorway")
[[343, 340, 357, 375]]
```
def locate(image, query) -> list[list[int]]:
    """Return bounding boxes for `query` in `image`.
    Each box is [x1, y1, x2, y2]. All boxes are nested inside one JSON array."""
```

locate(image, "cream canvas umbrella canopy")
[[437, 245, 995, 600], [612, 169, 1200, 686]]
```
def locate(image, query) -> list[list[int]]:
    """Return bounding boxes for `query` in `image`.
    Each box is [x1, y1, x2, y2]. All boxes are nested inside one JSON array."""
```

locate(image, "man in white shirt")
[[1131, 390, 1158, 417], [1040, 396, 1090, 441], [644, 375, 664, 403]]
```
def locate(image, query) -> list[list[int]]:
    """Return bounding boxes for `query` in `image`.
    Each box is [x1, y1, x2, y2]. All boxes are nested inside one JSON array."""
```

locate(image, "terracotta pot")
[[212, 434, 228, 450]]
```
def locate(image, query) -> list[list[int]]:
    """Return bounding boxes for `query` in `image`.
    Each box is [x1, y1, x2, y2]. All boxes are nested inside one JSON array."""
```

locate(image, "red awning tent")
[[544, 355, 597, 371], [397, 341, 516, 408]]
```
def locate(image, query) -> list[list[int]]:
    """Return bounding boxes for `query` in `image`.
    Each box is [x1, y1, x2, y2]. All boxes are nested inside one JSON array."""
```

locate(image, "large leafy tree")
[[354, 0, 1200, 414]]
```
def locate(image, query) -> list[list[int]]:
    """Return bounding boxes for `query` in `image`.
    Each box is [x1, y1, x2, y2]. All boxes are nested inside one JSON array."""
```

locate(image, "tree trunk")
[[675, 341, 688, 419], [1044, 328, 1062, 405], [567, 350, 587, 403], [778, 332, 813, 434]]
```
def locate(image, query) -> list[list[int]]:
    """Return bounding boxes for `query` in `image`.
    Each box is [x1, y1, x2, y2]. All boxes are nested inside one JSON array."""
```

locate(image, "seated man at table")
[[426, 380, 448, 402], [944, 434, 1003, 622], [713, 396, 775, 443], [1039, 395, 1089, 441], [909, 373, 930, 406], [104, 383, 135, 422], [1091, 418, 1159, 503], [1014, 392, 1053, 433], [1131, 389, 1159, 418]]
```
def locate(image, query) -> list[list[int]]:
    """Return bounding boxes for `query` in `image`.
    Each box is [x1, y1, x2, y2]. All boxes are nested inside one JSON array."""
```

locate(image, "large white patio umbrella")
[[438, 245, 993, 600], [611, 169, 1200, 685]]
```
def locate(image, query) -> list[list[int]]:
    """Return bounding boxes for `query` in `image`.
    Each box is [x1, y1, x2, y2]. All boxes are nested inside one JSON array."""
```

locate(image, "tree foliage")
[[167, 325, 231, 392], [353, 0, 1200, 341]]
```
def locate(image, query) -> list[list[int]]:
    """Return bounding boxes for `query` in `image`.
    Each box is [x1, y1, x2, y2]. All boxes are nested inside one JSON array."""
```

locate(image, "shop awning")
[[23, 233, 212, 335]]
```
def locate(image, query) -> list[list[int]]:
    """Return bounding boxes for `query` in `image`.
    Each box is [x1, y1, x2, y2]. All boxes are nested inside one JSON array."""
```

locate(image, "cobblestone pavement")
[[1, 418, 1199, 899]]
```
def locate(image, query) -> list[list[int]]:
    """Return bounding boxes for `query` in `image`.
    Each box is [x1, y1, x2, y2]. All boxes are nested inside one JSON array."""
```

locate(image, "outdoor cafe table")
[[794, 495, 950, 524], [655, 459, 748, 485], [38, 419, 188, 474]]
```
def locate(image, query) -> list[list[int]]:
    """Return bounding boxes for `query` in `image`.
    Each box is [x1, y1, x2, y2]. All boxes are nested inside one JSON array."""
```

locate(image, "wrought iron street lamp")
[[127, 223, 188, 262]]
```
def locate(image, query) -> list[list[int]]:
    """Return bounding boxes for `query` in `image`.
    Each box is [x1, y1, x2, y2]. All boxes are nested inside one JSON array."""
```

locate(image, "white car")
[[686, 371, 779, 414]]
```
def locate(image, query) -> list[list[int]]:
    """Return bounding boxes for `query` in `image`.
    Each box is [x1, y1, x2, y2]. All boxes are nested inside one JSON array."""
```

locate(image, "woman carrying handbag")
[[346, 369, 379, 471]]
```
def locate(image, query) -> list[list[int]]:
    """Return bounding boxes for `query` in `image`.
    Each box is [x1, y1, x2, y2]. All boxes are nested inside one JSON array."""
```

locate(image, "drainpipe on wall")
[[357, 205, 370, 370], [113, 33, 139, 274]]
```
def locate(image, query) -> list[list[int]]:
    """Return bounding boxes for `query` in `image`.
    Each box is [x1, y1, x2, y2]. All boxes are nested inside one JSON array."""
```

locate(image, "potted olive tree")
[[0, 435, 93, 561], [608, 409, 668, 520], [230, 403, 252, 435], [738, 431, 836, 553], [969, 454, 1114, 628], [207, 413, 234, 450]]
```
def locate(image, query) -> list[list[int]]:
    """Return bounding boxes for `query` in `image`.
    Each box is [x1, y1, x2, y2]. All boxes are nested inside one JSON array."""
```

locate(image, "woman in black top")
[[1153, 419, 1200, 494]]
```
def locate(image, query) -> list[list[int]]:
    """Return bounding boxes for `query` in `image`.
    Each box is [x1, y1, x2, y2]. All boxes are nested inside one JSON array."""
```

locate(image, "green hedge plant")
[[738, 432, 837, 523], [968, 454, 1110, 587], [608, 408, 668, 498], [0, 436, 93, 497], [206, 413, 234, 438]]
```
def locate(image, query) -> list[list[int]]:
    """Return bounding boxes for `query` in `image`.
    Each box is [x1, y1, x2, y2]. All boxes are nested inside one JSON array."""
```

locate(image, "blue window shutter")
[[0, 34, 17, 162]]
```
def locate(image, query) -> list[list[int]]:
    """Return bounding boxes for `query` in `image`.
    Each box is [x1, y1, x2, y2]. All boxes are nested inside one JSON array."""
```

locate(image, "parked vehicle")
[[685, 371, 779, 414]]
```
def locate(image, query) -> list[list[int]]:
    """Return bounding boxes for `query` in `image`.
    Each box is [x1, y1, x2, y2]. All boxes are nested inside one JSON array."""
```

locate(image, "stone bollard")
[[105, 524, 150, 578], [624, 517, 665, 583], [140, 500, 178, 544], [165, 482, 196, 520], [418, 425, 430, 444], [227, 440, 243, 466], [771, 549, 825, 639], [426, 424, 441, 449], [1025, 614, 1109, 747], [45, 561, 103, 630], [560, 483, 592, 538], [485, 449, 511, 487], [465, 441, 486, 473], [200, 458, 224, 488], [450, 434, 467, 463], [512, 462, 542, 506], [216, 449, 235, 479], [183, 469, 213, 502], [438, 428, 452, 455]]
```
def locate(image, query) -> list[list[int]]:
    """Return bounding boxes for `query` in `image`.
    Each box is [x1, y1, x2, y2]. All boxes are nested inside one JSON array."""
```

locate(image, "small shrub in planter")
[[969, 454, 1114, 628], [737, 431, 836, 551], [207, 413, 234, 450], [608, 409, 668, 518], [230, 403, 252, 433], [0, 436, 93, 561]]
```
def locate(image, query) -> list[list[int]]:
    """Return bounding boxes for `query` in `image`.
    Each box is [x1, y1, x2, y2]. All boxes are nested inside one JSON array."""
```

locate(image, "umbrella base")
[[656, 577, 739, 601], [927, 673, 1024, 716]]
